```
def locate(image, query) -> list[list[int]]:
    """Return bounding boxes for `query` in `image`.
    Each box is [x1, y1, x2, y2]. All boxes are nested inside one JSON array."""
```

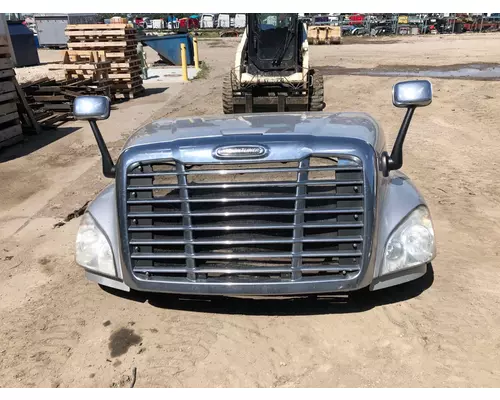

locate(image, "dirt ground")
[[1, 33, 500, 388]]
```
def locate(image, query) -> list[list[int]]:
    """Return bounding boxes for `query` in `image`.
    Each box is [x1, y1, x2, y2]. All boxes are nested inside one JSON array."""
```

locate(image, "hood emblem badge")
[[213, 145, 269, 159]]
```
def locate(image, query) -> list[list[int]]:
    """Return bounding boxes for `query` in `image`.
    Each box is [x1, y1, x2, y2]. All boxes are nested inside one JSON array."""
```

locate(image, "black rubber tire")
[[309, 71, 325, 111], [222, 72, 234, 114]]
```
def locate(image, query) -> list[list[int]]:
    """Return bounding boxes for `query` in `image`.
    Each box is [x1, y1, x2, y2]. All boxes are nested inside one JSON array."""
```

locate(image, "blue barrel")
[[140, 33, 194, 66]]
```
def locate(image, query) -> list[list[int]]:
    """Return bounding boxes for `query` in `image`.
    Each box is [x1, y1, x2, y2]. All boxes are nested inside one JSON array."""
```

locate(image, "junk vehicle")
[[307, 15, 342, 45], [152, 19, 165, 30], [223, 13, 324, 113], [179, 17, 199, 30], [217, 14, 230, 28], [73, 79, 437, 296], [234, 14, 246, 28], [200, 14, 215, 29]]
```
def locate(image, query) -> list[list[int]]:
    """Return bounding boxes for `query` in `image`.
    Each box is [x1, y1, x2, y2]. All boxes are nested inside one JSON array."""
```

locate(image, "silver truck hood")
[[123, 112, 384, 152]]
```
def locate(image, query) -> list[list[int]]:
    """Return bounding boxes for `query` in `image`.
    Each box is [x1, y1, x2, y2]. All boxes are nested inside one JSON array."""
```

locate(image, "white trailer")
[[234, 14, 246, 28], [217, 13, 230, 28], [200, 14, 215, 29], [152, 19, 165, 29]]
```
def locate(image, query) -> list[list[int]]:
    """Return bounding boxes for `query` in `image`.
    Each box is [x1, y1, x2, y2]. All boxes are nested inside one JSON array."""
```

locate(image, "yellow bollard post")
[[180, 43, 188, 81], [193, 37, 200, 70]]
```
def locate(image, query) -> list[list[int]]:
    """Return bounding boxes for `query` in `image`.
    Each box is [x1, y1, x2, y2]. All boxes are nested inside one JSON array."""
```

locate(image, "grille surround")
[[122, 154, 370, 285]]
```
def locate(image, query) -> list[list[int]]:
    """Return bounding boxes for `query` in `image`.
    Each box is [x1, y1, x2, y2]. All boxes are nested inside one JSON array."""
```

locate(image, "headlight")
[[76, 212, 116, 277], [381, 206, 436, 276]]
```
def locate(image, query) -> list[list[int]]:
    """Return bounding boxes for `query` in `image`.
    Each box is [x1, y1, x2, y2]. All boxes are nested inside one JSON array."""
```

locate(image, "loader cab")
[[246, 13, 304, 74]]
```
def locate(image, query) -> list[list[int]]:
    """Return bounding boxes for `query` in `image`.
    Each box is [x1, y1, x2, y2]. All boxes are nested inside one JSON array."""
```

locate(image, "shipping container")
[[34, 13, 98, 48]]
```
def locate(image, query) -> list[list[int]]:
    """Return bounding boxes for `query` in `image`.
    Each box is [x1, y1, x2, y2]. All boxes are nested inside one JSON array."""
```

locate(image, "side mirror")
[[74, 96, 115, 178], [74, 96, 111, 120], [382, 80, 433, 177], [392, 80, 432, 108]]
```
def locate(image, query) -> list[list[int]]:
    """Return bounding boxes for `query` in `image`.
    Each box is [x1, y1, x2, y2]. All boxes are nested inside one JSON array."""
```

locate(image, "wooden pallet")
[[110, 77, 143, 89], [0, 46, 12, 59], [67, 41, 137, 49], [66, 24, 131, 30], [0, 36, 12, 60], [62, 26, 143, 102], [110, 60, 141, 69], [66, 49, 137, 59], [0, 58, 14, 70], [0, 90, 17, 103], [50, 51, 112, 85], [109, 70, 142, 80], [66, 31, 136, 39], [65, 67, 109, 82], [0, 94, 23, 149], [0, 80, 15, 96], [0, 124, 23, 149], [65, 24, 136, 38], [0, 100, 17, 116], [0, 40, 24, 148], [20, 77, 111, 129], [112, 86, 145, 100]]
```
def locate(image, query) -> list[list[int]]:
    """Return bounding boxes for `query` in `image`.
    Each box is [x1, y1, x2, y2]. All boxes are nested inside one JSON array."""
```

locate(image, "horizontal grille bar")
[[127, 179, 364, 191], [129, 235, 363, 246], [131, 250, 362, 259], [128, 207, 364, 218], [133, 265, 361, 274], [127, 194, 364, 204], [128, 222, 363, 231], [127, 165, 362, 177]]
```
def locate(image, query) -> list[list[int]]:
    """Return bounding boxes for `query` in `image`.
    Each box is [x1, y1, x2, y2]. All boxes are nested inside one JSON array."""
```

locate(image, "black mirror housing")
[[74, 96, 115, 178], [382, 80, 432, 177]]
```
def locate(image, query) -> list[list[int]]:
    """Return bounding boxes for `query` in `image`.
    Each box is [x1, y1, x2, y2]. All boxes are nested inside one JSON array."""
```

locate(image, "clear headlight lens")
[[381, 206, 436, 276], [76, 212, 116, 277]]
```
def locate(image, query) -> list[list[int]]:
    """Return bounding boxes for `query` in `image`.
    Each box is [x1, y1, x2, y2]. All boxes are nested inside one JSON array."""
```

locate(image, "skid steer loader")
[[222, 13, 325, 114]]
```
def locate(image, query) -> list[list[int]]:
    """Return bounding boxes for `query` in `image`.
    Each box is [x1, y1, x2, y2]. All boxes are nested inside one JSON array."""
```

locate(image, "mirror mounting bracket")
[[381, 105, 416, 177], [89, 120, 115, 178]]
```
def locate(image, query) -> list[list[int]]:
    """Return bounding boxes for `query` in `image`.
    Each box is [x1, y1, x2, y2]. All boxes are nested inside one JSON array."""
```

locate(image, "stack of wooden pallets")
[[64, 24, 144, 100], [21, 77, 112, 128], [0, 36, 23, 149], [58, 51, 112, 83]]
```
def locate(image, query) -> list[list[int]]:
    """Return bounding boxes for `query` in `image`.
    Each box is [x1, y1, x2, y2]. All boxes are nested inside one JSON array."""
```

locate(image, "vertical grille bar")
[[291, 157, 310, 280], [176, 162, 196, 280]]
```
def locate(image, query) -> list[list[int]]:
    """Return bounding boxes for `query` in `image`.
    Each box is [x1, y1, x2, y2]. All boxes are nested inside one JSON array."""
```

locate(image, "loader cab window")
[[257, 13, 292, 30], [252, 13, 297, 62]]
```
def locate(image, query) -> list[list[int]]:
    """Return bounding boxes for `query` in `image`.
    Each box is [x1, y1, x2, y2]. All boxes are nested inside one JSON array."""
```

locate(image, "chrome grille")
[[125, 156, 366, 282]]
